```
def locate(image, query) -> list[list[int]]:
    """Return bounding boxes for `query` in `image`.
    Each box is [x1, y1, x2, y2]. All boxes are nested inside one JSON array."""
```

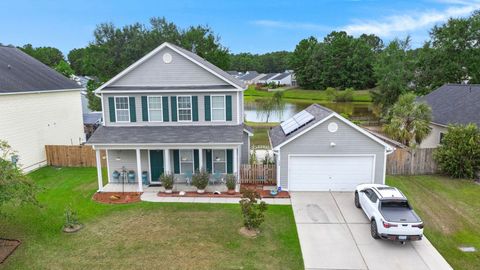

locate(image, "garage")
[[269, 104, 394, 192], [288, 155, 374, 191]]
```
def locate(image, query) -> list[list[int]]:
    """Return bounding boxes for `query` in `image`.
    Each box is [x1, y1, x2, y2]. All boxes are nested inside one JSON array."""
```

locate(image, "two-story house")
[[87, 42, 252, 192]]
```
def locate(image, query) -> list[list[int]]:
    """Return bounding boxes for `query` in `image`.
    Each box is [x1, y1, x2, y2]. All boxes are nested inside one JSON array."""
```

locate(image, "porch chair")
[[184, 171, 193, 185]]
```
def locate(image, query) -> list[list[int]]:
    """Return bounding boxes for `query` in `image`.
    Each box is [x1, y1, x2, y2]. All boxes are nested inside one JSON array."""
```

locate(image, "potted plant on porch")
[[226, 174, 237, 195], [192, 170, 209, 193], [161, 173, 174, 193]]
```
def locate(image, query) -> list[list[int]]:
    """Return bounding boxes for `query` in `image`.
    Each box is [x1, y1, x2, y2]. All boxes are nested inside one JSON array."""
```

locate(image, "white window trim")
[[177, 95, 192, 122], [211, 95, 226, 122], [179, 149, 194, 174], [212, 149, 227, 174], [114, 96, 130, 123], [147, 95, 163, 122]]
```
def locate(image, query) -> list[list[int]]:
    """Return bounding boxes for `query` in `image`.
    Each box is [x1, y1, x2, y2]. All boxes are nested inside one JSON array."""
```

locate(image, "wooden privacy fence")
[[387, 148, 437, 175], [45, 145, 106, 167], [240, 164, 276, 185]]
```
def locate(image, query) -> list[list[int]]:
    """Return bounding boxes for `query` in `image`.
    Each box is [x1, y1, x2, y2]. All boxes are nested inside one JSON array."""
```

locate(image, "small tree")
[[383, 93, 432, 147], [54, 60, 74, 77], [257, 91, 284, 123], [0, 140, 38, 215], [239, 188, 267, 230], [434, 124, 480, 179], [86, 80, 102, 112]]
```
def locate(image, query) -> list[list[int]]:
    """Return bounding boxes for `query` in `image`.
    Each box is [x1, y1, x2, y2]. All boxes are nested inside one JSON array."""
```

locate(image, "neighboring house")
[[226, 71, 243, 78], [0, 46, 84, 172], [418, 84, 480, 148], [83, 112, 103, 140], [270, 72, 294, 86], [269, 104, 394, 191], [238, 71, 264, 85], [258, 73, 280, 84], [87, 42, 252, 192]]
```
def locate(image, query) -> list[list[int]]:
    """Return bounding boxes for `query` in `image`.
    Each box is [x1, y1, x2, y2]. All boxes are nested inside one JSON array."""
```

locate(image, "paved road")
[[290, 191, 453, 270]]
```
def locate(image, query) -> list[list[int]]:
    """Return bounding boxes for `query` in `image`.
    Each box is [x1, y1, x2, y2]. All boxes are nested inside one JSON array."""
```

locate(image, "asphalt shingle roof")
[[87, 125, 245, 145], [0, 46, 81, 93], [417, 84, 480, 126], [259, 73, 280, 81], [271, 72, 292, 80], [239, 71, 259, 81], [269, 104, 333, 148], [83, 112, 103, 125]]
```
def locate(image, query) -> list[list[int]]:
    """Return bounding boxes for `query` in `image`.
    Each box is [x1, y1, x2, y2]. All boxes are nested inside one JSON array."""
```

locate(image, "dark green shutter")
[[173, 150, 180, 174], [206, 149, 212, 173], [141, 96, 148, 121], [204, 95, 211, 121], [162, 97, 169, 122], [194, 150, 199, 171], [192, 96, 198, 121], [226, 95, 232, 121], [108, 97, 116, 122], [171, 96, 177, 122], [226, 149, 233, 173], [129, 97, 136, 122]]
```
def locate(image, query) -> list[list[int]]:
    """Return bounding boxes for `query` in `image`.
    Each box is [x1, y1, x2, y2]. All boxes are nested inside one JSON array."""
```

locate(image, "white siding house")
[[0, 46, 84, 171]]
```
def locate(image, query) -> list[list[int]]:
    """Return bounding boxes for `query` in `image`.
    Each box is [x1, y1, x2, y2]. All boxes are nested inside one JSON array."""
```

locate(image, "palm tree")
[[383, 93, 432, 147]]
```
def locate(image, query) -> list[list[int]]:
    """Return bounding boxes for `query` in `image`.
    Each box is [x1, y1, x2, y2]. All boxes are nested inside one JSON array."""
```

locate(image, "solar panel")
[[280, 110, 315, 135]]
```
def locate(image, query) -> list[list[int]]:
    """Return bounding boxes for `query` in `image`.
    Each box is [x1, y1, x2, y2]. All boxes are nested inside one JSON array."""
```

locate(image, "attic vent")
[[162, 53, 172, 64]]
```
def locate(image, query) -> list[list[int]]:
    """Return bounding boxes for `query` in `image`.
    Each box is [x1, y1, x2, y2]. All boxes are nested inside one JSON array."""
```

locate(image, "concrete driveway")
[[290, 192, 452, 270]]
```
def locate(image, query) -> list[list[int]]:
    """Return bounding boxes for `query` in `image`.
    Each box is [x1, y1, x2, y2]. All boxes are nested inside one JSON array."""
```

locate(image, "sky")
[[1, 0, 480, 56]]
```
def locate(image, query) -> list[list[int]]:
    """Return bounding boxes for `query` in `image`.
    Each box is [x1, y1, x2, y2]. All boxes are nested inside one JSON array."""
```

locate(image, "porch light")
[[330, 142, 336, 147]]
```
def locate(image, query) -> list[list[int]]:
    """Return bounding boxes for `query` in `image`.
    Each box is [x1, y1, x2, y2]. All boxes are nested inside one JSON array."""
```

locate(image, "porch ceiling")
[[87, 125, 244, 145]]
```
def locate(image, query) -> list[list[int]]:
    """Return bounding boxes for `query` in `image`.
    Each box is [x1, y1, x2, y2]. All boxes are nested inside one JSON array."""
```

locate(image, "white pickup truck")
[[354, 184, 424, 243]]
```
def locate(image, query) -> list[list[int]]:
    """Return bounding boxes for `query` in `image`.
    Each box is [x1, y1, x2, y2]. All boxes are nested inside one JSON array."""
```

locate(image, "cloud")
[[342, 1, 480, 37], [251, 20, 330, 32]]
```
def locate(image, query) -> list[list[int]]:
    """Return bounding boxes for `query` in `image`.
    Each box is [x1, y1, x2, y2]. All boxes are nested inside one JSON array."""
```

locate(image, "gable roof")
[[96, 42, 245, 93], [239, 71, 259, 80], [271, 72, 292, 81], [269, 103, 393, 151], [0, 46, 80, 94], [417, 84, 480, 126]]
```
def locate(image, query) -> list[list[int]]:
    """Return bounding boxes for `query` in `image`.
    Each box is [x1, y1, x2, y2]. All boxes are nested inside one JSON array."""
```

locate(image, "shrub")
[[192, 170, 209, 190], [324, 87, 337, 101], [239, 188, 268, 230], [225, 174, 236, 190], [160, 173, 175, 190], [434, 124, 480, 179], [335, 88, 354, 102], [262, 152, 275, 165], [64, 206, 79, 229]]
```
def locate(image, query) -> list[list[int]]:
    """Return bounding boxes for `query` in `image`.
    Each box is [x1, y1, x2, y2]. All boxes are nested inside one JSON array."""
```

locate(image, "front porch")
[[94, 147, 241, 192]]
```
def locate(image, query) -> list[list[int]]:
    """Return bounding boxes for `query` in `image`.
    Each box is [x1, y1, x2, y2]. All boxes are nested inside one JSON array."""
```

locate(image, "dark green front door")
[[150, 150, 164, 183]]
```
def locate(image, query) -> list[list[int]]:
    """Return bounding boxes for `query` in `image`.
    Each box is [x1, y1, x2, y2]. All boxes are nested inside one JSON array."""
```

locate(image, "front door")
[[150, 150, 164, 183]]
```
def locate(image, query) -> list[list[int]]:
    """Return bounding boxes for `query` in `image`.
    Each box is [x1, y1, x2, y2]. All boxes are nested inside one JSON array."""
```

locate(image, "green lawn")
[[0, 167, 303, 270], [245, 121, 278, 146], [387, 175, 480, 270], [244, 86, 373, 102]]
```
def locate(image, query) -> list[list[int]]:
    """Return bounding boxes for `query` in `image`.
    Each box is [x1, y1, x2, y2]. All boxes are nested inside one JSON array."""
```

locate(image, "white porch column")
[[96, 149, 103, 192], [234, 147, 240, 192], [164, 149, 171, 174], [198, 148, 203, 171], [136, 148, 143, 192]]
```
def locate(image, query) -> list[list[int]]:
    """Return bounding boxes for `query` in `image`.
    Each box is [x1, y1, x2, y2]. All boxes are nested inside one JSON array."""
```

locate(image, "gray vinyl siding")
[[278, 116, 386, 189], [241, 131, 250, 164], [103, 92, 239, 126], [112, 47, 228, 87], [107, 150, 149, 183]]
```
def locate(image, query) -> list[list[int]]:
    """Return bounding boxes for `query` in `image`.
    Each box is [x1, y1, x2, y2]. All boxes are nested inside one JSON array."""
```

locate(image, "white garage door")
[[288, 155, 374, 191]]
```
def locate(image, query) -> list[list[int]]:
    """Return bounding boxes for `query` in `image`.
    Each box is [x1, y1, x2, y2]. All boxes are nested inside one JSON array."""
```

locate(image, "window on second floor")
[[178, 96, 192, 122], [148, 96, 163, 122], [211, 95, 226, 121], [115, 97, 130, 122]]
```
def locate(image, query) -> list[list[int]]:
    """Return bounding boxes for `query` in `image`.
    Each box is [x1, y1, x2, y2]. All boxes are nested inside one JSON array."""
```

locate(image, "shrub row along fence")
[[45, 145, 106, 167], [240, 164, 276, 185], [386, 148, 437, 175]]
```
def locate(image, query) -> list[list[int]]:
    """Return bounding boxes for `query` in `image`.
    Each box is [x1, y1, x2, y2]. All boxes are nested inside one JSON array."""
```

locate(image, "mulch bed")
[[0, 239, 21, 264], [92, 192, 142, 204], [157, 187, 290, 199]]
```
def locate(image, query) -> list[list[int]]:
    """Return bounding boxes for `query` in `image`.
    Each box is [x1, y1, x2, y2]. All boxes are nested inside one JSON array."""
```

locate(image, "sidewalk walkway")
[[141, 192, 291, 205]]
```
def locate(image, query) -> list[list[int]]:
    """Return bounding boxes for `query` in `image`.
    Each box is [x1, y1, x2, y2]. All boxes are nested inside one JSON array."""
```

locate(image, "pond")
[[244, 99, 380, 123]]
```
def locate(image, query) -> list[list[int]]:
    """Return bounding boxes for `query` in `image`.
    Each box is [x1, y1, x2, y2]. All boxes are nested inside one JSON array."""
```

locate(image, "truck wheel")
[[354, 192, 361, 208], [371, 219, 380, 239]]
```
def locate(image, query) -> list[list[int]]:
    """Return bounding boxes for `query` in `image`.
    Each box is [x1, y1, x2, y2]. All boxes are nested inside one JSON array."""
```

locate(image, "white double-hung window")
[[212, 150, 226, 173], [177, 96, 192, 121], [180, 150, 194, 173], [115, 97, 130, 122], [148, 96, 163, 122], [211, 95, 225, 121]]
